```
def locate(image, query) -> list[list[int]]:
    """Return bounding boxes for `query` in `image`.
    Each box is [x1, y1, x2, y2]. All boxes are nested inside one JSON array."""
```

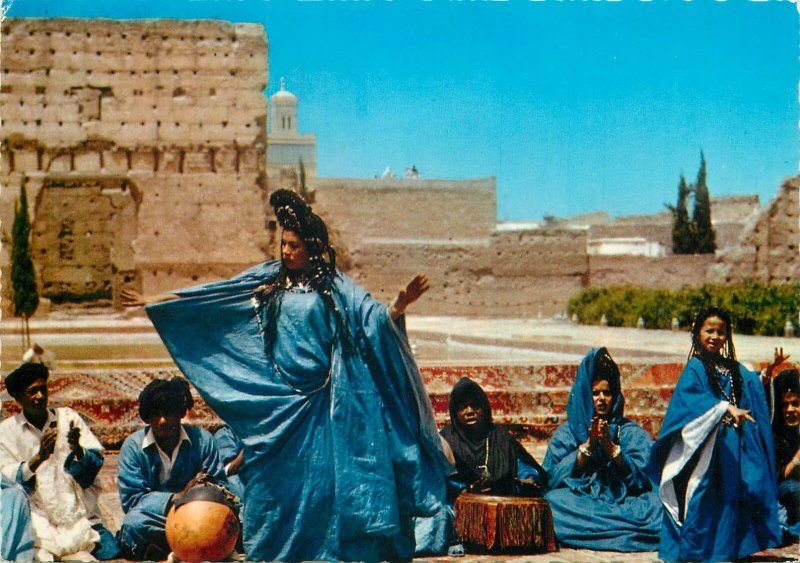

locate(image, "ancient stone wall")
[[309, 178, 588, 316], [588, 254, 714, 288], [0, 18, 270, 309], [1, 18, 793, 320], [587, 194, 760, 252], [309, 177, 497, 243], [709, 177, 799, 284]]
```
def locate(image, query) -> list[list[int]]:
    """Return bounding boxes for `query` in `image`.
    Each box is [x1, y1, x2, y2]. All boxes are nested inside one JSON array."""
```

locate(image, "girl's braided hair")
[[689, 306, 742, 404]]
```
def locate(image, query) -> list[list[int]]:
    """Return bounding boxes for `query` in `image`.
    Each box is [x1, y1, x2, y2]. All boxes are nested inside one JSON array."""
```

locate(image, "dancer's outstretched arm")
[[120, 288, 180, 308]]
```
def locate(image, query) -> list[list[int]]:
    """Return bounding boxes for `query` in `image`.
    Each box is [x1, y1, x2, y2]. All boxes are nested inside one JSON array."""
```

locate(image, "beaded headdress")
[[269, 189, 335, 277]]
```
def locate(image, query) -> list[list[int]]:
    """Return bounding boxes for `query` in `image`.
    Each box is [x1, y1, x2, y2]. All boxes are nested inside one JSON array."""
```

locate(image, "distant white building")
[[588, 237, 668, 257]]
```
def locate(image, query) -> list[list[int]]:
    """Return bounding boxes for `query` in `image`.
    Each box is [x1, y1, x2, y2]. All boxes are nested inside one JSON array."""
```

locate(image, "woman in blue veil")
[[122, 189, 449, 562], [543, 347, 662, 552]]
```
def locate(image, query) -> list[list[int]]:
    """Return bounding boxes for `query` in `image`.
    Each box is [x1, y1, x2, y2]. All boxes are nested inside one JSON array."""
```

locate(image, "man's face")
[[781, 391, 800, 428], [592, 379, 613, 417], [149, 410, 183, 444], [17, 378, 48, 419]]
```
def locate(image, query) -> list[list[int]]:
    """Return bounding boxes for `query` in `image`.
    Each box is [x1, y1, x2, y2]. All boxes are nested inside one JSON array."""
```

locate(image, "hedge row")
[[567, 283, 799, 336]]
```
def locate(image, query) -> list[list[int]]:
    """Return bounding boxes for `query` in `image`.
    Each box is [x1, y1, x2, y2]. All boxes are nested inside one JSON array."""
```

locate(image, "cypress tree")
[[668, 174, 693, 254], [298, 158, 308, 201], [692, 152, 716, 254], [11, 180, 39, 348]]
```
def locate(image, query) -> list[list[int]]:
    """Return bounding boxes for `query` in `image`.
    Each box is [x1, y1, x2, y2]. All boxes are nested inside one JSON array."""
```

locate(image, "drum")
[[165, 483, 240, 562], [454, 492, 557, 553]]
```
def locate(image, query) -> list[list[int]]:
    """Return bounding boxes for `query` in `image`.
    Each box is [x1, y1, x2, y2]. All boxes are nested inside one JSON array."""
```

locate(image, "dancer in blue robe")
[[117, 377, 230, 560], [121, 189, 449, 562], [646, 307, 780, 562], [543, 347, 662, 552], [1, 475, 35, 561]]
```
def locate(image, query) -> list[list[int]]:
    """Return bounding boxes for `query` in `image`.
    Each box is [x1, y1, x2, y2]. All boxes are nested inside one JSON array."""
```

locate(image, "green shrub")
[[567, 283, 799, 336]]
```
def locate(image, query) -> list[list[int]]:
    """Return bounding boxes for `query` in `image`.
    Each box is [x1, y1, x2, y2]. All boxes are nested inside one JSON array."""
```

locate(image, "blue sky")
[[5, 0, 798, 221]]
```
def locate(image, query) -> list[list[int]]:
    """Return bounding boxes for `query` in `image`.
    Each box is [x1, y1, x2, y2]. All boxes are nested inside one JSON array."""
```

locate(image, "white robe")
[[0, 408, 104, 559]]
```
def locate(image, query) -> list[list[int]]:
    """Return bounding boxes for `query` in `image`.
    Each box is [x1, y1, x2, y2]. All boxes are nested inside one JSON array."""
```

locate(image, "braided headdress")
[[258, 189, 349, 355], [269, 189, 336, 284]]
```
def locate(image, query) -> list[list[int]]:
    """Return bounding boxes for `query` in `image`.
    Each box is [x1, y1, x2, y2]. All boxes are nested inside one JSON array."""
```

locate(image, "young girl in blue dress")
[[647, 307, 780, 562]]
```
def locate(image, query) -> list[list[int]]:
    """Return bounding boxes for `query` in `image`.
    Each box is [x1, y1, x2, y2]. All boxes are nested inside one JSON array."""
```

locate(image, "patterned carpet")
[[1, 362, 688, 449]]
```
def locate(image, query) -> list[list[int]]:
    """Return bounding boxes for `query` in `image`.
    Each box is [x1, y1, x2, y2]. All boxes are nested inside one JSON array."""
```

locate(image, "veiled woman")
[[441, 377, 546, 497], [543, 348, 662, 552], [122, 189, 449, 562], [414, 377, 546, 555]]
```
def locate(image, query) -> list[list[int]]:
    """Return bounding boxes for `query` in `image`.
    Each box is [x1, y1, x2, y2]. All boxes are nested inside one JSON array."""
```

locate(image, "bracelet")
[[578, 444, 592, 458]]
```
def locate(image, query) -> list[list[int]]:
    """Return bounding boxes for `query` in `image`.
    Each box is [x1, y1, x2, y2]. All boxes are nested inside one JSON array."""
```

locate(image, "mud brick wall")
[[709, 177, 800, 285], [0, 18, 270, 308]]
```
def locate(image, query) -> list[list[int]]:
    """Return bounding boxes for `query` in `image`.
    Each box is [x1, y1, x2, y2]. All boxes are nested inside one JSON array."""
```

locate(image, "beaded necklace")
[[476, 435, 491, 480], [713, 364, 738, 406]]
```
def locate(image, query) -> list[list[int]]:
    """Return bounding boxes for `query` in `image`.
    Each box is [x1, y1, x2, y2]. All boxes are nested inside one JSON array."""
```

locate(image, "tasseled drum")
[[454, 493, 557, 553]]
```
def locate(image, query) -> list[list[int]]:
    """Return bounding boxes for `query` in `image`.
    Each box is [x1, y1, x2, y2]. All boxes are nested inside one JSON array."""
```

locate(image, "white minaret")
[[269, 77, 298, 138]]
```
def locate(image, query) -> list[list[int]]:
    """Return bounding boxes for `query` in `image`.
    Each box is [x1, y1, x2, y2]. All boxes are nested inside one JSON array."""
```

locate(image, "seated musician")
[[117, 377, 231, 560], [441, 377, 547, 497], [416, 376, 547, 555], [543, 348, 661, 551], [1, 393, 35, 562], [0, 362, 119, 561]]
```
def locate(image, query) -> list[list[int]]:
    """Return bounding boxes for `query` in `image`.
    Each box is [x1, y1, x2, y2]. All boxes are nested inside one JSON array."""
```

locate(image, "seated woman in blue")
[[770, 368, 800, 541], [646, 307, 780, 562], [543, 347, 661, 552]]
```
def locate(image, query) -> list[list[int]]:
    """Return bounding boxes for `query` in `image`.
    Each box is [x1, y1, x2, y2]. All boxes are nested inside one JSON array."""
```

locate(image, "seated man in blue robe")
[[117, 377, 231, 560], [544, 348, 662, 552], [769, 368, 800, 542]]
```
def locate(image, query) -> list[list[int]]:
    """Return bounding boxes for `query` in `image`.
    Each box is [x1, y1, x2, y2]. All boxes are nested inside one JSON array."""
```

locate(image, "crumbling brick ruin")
[[0, 18, 270, 309], [709, 177, 800, 284]]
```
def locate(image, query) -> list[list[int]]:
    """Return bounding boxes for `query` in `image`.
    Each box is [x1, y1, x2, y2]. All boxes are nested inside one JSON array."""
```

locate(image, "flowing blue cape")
[[646, 357, 780, 562], [543, 348, 662, 552], [145, 262, 448, 561]]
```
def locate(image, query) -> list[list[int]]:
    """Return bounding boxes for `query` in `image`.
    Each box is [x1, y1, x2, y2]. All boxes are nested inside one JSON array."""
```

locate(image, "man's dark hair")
[[138, 377, 194, 422], [4, 362, 48, 399]]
